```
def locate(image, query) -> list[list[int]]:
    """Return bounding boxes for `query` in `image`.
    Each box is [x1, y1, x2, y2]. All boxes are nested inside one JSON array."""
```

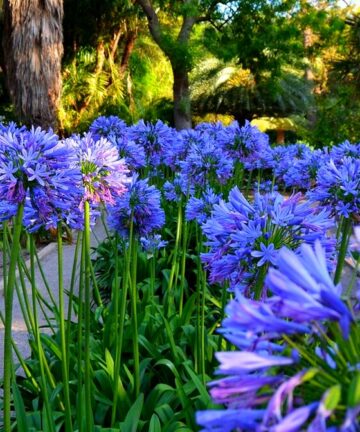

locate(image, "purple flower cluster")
[[107, 174, 165, 238], [140, 234, 168, 255], [88, 116, 360, 203], [185, 188, 222, 224], [329, 140, 360, 162], [90, 116, 146, 170], [163, 174, 193, 202], [266, 144, 328, 190], [308, 157, 360, 219], [221, 120, 271, 170], [0, 125, 83, 230], [179, 138, 233, 188], [89, 115, 127, 142], [127, 120, 178, 168], [66, 132, 129, 206], [197, 242, 359, 431], [202, 187, 335, 295]]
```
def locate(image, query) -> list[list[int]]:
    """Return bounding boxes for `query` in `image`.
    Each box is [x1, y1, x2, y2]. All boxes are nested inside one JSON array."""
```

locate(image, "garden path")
[[0, 220, 107, 379]]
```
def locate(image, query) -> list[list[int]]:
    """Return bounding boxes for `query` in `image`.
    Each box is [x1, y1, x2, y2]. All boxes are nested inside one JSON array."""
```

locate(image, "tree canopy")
[[0, 0, 359, 144]]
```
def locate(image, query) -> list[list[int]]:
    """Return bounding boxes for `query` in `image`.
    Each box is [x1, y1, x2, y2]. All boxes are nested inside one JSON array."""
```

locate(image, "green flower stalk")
[[30, 236, 56, 432], [83, 200, 94, 430], [334, 217, 353, 285], [111, 220, 133, 426], [3, 203, 24, 431], [57, 224, 73, 432]]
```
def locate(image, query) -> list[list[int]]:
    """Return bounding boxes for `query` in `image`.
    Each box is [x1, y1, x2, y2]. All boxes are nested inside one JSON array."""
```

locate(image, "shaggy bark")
[[2, 0, 64, 129]]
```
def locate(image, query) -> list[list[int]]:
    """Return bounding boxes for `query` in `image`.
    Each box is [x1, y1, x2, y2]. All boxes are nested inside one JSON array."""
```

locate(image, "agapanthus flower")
[[163, 174, 193, 202], [185, 188, 222, 224], [89, 115, 146, 170], [0, 121, 26, 134], [254, 180, 278, 193], [202, 187, 335, 295], [116, 139, 146, 171], [222, 120, 272, 169], [0, 125, 83, 228], [161, 132, 186, 170], [195, 121, 227, 139], [179, 138, 233, 188], [107, 175, 165, 237], [308, 157, 360, 220], [197, 242, 360, 431], [266, 144, 328, 191], [89, 115, 128, 142], [66, 132, 129, 206], [140, 234, 168, 255], [330, 140, 360, 163], [127, 119, 178, 168], [283, 149, 327, 190]]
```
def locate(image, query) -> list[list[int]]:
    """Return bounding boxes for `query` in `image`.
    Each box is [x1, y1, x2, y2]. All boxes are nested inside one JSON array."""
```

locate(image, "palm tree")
[[191, 58, 313, 125], [2, 0, 63, 129]]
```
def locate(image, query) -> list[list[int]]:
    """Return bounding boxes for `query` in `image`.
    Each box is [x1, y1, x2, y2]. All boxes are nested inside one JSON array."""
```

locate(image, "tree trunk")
[[172, 66, 192, 130], [276, 129, 285, 144], [303, 26, 317, 128], [120, 31, 137, 75], [2, 0, 64, 130]]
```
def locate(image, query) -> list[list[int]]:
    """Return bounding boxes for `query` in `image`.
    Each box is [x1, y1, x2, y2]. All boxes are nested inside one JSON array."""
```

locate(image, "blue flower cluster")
[[201, 187, 335, 295], [1, 114, 360, 430], [107, 174, 165, 238], [197, 241, 360, 431], [65, 132, 129, 206], [308, 157, 360, 219], [0, 125, 83, 231]]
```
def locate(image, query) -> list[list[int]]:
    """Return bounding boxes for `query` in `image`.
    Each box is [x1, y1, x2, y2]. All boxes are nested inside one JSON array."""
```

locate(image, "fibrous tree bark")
[[2, 0, 64, 129]]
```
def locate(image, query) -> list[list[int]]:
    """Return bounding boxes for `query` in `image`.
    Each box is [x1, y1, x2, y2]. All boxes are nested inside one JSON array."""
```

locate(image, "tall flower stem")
[[16, 258, 61, 399], [257, 169, 262, 193], [66, 231, 82, 350], [200, 267, 207, 384], [110, 232, 120, 426], [2, 221, 8, 290], [179, 219, 189, 317], [130, 237, 140, 397], [83, 200, 94, 430], [334, 217, 353, 285], [167, 200, 182, 315], [244, 170, 253, 198], [234, 162, 244, 189], [253, 264, 268, 300], [30, 236, 56, 432], [111, 219, 134, 425], [57, 224, 73, 432], [35, 246, 58, 311], [77, 233, 85, 432], [217, 284, 229, 351], [3, 203, 24, 431], [271, 173, 276, 192], [0, 310, 39, 391], [195, 227, 206, 379], [151, 255, 156, 301]]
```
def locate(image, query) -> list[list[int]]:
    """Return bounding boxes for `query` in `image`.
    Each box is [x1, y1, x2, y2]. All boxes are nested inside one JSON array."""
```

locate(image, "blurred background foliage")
[[0, 0, 360, 145]]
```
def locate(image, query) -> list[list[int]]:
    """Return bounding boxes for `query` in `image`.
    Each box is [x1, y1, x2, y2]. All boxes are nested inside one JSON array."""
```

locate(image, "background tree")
[[2, 0, 64, 129], [60, 0, 173, 133], [135, 0, 227, 130]]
